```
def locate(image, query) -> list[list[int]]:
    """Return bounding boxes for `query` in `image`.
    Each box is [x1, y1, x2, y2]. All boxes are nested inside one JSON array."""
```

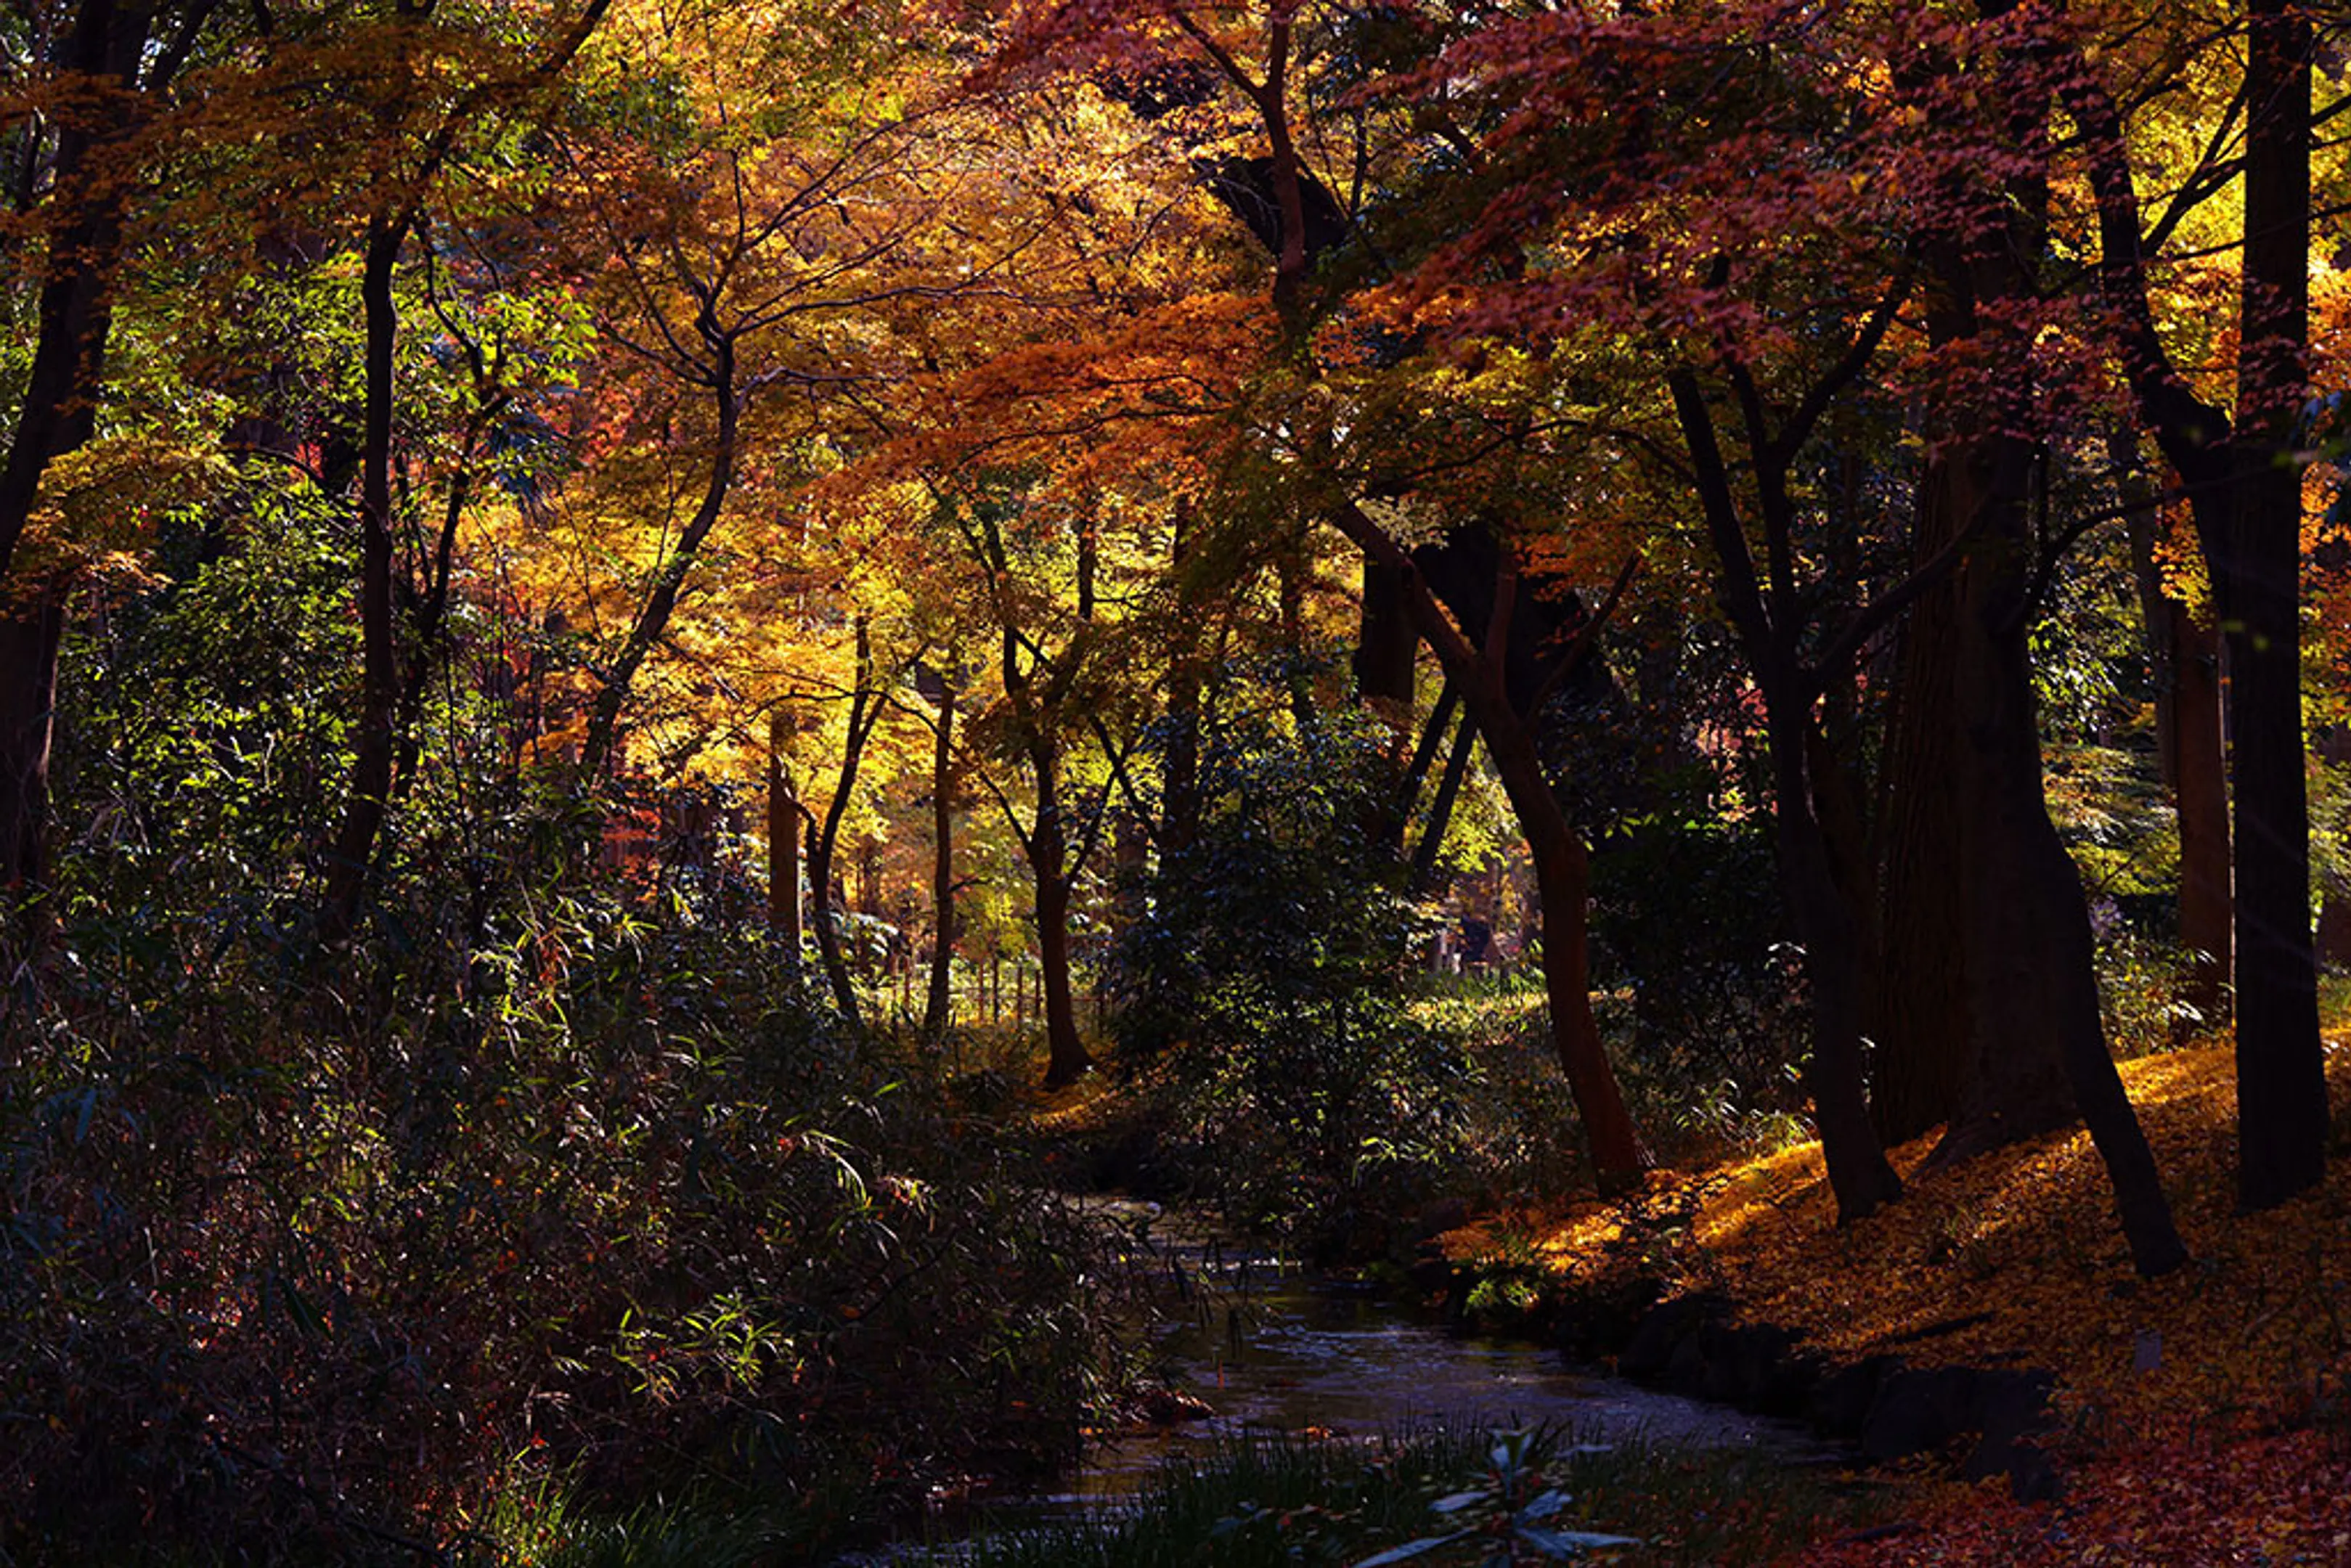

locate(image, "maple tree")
[[8, 0, 2351, 1553]]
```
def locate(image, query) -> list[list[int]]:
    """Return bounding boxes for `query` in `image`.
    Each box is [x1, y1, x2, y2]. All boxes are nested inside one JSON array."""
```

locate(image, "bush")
[[1, 897, 1117, 1563], [6, 527, 1119, 1560], [1586, 812, 1811, 1150], [1105, 666, 1474, 1239]]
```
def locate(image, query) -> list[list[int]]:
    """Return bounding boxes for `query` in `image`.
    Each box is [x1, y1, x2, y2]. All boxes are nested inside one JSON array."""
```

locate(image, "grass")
[[924, 1425, 1889, 1568]]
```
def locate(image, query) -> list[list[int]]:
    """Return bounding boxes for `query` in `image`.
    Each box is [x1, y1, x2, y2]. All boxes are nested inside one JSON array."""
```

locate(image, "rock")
[[1960, 1368, 2059, 1497], [1619, 1291, 1729, 1382], [1555, 1274, 1664, 1360], [1809, 1354, 1901, 1439], [1862, 1365, 1979, 1461], [1578, 1285, 2060, 1500]]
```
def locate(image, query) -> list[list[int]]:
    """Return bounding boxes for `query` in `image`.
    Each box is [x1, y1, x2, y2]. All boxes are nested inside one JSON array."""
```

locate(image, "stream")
[[932, 1199, 1824, 1536]]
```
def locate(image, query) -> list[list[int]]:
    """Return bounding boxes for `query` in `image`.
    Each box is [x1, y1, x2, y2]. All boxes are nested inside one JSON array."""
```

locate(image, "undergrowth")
[[0, 894, 1122, 1564], [924, 1424, 1886, 1568]]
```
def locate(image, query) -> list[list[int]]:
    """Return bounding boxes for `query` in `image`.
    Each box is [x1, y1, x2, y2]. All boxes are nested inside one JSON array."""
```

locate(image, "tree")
[[2062, 4, 2330, 1209], [1, 0, 221, 922]]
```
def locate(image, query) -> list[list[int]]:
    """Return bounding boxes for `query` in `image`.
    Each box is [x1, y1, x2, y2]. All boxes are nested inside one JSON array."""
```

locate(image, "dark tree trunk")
[[767, 711, 802, 958], [1356, 556, 1417, 706], [1871, 462, 1978, 1145], [2169, 606, 2234, 1016], [810, 616, 877, 1024], [2225, 0, 2325, 1211], [1036, 859, 1089, 1089], [1915, 25, 2185, 1262], [924, 679, 956, 1037], [0, 585, 65, 912], [578, 332, 740, 782], [0, 0, 156, 586], [0, 2, 166, 953], [1408, 695, 1475, 899], [2065, 9, 2326, 1212], [1478, 690, 1649, 1188], [1947, 438, 2187, 1275], [1668, 368, 1902, 1220], [1772, 719, 1904, 1220], [322, 216, 407, 942], [1917, 476, 2073, 1166], [1027, 726, 1092, 1087]]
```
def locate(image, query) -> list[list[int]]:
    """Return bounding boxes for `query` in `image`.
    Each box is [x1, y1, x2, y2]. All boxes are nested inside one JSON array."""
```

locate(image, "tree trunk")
[[810, 616, 876, 1024], [1483, 709, 1650, 1188], [924, 679, 956, 1037], [0, 3, 158, 952], [0, 583, 65, 917], [578, 332, 739, 782], [1030, 757, 1092, 1087], [1407, 696, 1475, 898], [1356, 555, 1417, 707], [321, 214, 406, 943], [1870, 459, 1979, 1145], [1920, 461, 2076, 1165], [2066, 5, 2327, 1212], [1666, 367, 1901, 1220], [1923, 9, 2185, 1273], [1332, 503, 1649, 1187], [1949, 441, 2185, 1275], [0, 0, 152, 587], [1037, 865, 1089, 1087], [767, 711, 802, 958], [1771, 709, 1904, 1220], [2224, 0, 2325, 1212]]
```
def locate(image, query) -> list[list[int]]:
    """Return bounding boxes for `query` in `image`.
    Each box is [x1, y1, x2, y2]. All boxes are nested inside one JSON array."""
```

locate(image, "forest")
[[4, 0, 2351, 1562]]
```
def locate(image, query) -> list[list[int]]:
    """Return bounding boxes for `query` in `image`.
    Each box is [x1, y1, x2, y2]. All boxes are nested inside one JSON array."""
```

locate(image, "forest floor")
[[1439, 1037, 2351, 1565]]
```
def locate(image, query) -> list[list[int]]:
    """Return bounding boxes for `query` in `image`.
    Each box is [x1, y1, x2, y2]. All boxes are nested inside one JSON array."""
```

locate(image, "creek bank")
[[1425, 1258, 2063, 1502]]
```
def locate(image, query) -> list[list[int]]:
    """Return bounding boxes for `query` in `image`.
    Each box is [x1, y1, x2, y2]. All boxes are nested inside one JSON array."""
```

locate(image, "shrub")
[[1106, 665, 1473, 1238]]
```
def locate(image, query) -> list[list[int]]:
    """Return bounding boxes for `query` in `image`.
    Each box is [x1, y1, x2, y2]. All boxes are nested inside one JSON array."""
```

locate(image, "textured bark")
[[1919, 16, 2185, 1271], [1945, 438, 2185, 1275]]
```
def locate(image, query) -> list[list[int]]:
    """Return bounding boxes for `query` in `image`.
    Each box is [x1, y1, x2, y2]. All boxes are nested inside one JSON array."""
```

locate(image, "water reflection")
[[1062, 1199, 1813, 1505]]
